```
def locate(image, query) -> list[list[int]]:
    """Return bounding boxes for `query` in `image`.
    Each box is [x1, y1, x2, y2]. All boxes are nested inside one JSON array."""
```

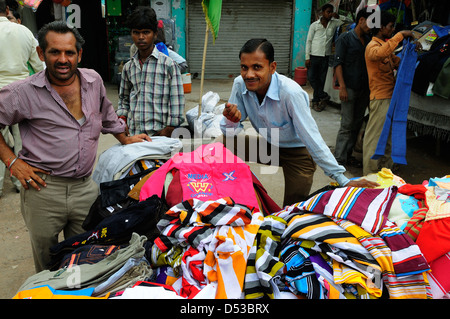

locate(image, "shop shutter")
[[187, 0, 293, 79]]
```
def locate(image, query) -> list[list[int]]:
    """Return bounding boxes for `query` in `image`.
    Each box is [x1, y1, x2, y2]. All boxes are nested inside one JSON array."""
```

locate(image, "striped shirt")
[[153, 197, 263, 298], [291, 186, 398, 235], [244, 185, 431, 299], [117, 47, 185, 135], [244, 215, 287, 299], [336, 218, 432, 299]]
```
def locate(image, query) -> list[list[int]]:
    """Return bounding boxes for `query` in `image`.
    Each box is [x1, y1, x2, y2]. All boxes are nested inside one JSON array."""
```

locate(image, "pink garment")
[[428, 253, 450, 299], [139, 142, 260, 212]]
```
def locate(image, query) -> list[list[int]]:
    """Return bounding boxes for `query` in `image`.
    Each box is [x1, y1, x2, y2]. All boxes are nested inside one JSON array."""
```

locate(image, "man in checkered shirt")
[[117, 6, 185, 138]]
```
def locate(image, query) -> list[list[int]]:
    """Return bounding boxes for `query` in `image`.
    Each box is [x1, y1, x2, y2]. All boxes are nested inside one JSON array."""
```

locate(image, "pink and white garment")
[[156, 197, 264, 299], [179, 246, 207, 298], [139, 142, 260, 212], [428, 252, 450, 299], [176, 215, 263, 299]]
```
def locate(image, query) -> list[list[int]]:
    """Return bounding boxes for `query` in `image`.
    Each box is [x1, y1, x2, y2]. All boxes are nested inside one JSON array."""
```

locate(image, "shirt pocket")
[[346, 45, 362, 64], [326, 27, 336, 38], [266, 121, 293, 144], [378, 57, 392, 73]]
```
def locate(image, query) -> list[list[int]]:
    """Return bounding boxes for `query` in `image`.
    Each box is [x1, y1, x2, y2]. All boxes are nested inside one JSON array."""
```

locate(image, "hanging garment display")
[[372, 40, 418, 165]]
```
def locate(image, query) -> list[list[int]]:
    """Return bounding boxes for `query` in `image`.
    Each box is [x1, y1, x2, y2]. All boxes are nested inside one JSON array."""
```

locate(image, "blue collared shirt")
[[220, 72, 349, 186]]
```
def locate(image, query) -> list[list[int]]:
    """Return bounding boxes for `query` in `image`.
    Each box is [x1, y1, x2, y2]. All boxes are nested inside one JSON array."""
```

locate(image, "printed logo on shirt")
[[82, 230, 100, 245], [222, 170, 236, 181], [186, 173, 213, 198]]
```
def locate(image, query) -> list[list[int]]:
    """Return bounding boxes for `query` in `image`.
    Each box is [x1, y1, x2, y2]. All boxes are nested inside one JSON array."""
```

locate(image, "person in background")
[[118, 7, 185, 138], [7, 8, 46, 73], [156, 21, 189, 73], [0, 21, 151, 272], [6, 8, 20, 23], [333, 8, 372, 168], [221, 38, 379, 207], [0, 1, 44, 197], [305, 3, 343, 112], [363, 11, 414, 176], [130, 19, 188, 73]]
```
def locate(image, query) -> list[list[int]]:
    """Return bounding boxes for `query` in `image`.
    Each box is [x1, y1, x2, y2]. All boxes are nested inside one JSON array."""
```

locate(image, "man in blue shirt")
[[220, 39, 378, 207]]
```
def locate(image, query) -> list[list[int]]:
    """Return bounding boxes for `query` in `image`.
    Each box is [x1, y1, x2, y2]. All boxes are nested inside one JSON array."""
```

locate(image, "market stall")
[[321, 0, 450, 154], [409, 21, 450, 146], [12, 142, 450, 299], [408, 93, 450, 144]]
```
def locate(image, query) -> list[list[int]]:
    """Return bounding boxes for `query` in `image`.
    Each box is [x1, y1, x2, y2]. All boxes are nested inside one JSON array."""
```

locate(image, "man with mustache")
[[221, 39, 378, 207], [0, 21, 151, 272], [117, 6, 185, 138]]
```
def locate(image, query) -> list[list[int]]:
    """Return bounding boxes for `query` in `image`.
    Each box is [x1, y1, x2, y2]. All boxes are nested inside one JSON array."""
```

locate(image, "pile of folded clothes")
[[12, 142, 450, 299]]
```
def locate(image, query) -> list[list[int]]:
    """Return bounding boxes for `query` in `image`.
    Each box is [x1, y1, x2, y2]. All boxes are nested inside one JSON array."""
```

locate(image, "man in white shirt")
[[0, 0, 44, 196], [305, 4, 343, 112]]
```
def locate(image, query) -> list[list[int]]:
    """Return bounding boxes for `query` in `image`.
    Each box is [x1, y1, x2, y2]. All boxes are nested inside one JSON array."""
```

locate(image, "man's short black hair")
[[0, 0, 7, 13], [11, 9, 20, 20], [126, 6, 158, 32], [355, 6, 372, 23], [239, 39, 275, 63], [37, 21, 85, 53], [372, 11, 396, 35], [321, 3, 334, 12]]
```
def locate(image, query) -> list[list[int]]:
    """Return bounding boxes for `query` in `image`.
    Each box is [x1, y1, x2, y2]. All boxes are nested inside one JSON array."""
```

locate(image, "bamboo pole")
[[198, 24, 209, 119]]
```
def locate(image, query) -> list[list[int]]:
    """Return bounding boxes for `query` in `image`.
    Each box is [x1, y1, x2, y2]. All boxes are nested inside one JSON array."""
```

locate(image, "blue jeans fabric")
[[372, 40, 418, 165]]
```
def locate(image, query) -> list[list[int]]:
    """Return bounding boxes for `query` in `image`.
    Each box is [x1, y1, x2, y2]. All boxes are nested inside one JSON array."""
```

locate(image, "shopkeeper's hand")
[[223, 103, 241, 123], [400, 30, 414, 40], [346, 178, 380, 188], [8, 158, 49, 191], [154, 126, 175, 137], [414, 41, 423, 52], [115, 132, 152, 145], [125, 133, 152, 144]]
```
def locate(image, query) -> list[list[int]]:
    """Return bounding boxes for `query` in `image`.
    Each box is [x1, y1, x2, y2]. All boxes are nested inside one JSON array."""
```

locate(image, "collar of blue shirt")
[[242, 72, 281, 104]]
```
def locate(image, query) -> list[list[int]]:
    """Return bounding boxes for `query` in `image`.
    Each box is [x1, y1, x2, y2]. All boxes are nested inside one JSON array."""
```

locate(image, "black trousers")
[[307, 55, 330, 102]]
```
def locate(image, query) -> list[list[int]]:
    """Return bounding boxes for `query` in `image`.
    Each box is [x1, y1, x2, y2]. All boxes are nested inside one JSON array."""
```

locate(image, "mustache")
[[244, 78, 259, 82], [54, 62, 71, 67]]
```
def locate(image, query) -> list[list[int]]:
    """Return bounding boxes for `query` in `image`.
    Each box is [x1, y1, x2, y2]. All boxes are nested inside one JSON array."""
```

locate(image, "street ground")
[[0, 78, 448, 299]]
